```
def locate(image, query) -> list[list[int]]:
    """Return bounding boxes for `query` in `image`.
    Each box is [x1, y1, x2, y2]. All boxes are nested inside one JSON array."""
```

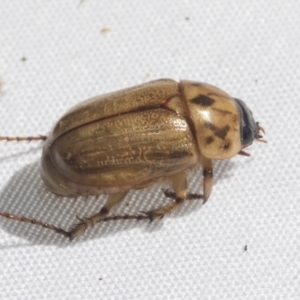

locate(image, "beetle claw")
[[139, 210, 155, 222], [163, 189, 176, 199]]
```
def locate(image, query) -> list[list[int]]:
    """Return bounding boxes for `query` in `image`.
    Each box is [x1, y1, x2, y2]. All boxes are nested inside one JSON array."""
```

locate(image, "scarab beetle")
[[0, 79, 265, 239]]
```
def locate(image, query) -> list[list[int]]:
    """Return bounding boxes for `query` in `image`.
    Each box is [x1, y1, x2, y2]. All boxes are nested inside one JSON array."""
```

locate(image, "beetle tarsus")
[[0, 135, 47, 142], [0, 209, 71, 238], [163, 189, 203, 201], [139, 211, 156, 222], [68, 222, 88, 240], [162, 189, 176, 199], [186, 192, 204, 200], [56, 227, 71, 238]]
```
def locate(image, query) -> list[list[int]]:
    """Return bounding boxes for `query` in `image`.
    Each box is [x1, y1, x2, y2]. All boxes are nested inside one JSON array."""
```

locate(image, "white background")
[[0, 1, 299, 299]]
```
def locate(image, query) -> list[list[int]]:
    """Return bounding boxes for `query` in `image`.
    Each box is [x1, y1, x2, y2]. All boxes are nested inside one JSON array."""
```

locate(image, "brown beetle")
[[0, 79, 265, 239]]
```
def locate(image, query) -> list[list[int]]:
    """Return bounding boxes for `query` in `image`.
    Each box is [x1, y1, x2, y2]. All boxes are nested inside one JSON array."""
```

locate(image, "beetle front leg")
[[201, 156, 213, 204], [163, 158, 213, 204], [68, 191, 128, 240]]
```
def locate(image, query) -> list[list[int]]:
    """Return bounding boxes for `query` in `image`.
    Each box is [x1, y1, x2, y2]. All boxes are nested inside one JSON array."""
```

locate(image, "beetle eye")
[[242, 126, 252, 144], [233, 98, 257, 147]]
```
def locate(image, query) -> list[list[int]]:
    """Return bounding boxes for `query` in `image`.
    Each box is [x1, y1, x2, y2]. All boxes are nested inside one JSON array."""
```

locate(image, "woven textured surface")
[[0, 1, 299, 299]]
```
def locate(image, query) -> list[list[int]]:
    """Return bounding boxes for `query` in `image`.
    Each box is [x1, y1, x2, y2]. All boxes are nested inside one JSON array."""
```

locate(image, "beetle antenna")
[[257, 138, 267, 143], [257, 122, 265, 134], [0, 135, 47, 142], [255, 122, 267, 143]]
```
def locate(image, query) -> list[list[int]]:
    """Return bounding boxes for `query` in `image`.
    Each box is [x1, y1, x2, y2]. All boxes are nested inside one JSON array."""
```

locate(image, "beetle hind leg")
[[0, 191, 128, 240], [0, 135, 47, 142], [0, 210, 70, 238], [67, 191, 128, 240]]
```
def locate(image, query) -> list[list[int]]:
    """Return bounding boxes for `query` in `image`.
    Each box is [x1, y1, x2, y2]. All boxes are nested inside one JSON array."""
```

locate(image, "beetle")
[[0, 79, 265, 239]]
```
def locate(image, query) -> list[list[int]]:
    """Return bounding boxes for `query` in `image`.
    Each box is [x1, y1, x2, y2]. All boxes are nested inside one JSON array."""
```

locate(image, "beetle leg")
[[0, 192, 128, 239], [0, 210, 70, 237], [100, 172, 204, 223], [201, 157, 213, 204], [163, 189, 203, 200], [164, 158, 213, 204], [68, 191, 128, 240], [137, 172, 189, 221], [0, 135, 47, 142], [0, 184, 192, 237], [99, 172, 205, 224]]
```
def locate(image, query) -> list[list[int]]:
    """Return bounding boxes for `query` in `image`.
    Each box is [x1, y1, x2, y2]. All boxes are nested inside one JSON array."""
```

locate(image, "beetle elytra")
[[0, 79, 265, 239]]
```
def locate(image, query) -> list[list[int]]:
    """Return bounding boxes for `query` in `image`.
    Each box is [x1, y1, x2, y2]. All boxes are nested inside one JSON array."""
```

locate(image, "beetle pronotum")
[[0, 79, 265, 239]]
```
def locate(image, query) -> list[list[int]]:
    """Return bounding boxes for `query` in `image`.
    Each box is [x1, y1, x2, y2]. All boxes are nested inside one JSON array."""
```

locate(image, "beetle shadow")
[[0, 158, 239, 247], [0, 142, 43, 164]]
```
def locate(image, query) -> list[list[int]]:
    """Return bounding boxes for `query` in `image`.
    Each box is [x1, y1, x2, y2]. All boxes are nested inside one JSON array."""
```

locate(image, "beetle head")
[[233, 98, 266, 148]]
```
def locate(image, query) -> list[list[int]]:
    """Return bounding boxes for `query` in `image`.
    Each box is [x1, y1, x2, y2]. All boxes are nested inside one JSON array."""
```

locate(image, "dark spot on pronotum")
[[232, 114, 238, 123], [216, 125, 230, 139], [191, 95, 215, 107], [204, 122, 216, 131], [205, 136, 215, 145], [204, 122, 230, 139], [223, 140, 231, 150]]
